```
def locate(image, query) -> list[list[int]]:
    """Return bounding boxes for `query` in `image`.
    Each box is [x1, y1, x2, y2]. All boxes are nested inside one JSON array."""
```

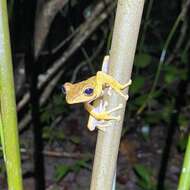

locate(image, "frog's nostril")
[[58, 85, 66, 94]]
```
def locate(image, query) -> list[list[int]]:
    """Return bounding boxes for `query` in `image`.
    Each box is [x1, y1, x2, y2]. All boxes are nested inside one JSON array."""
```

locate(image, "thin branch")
[[0, 146, 92, 159], [34, 0, 69, 58]]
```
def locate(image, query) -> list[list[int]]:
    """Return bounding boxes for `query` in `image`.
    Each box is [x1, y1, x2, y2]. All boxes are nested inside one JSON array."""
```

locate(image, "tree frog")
[[63, 56, 132, 131]]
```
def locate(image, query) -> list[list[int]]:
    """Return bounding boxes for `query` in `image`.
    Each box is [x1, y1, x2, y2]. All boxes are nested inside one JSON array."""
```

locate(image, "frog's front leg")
[[84, 102, 122, 121], [96, 71, 131, 100]]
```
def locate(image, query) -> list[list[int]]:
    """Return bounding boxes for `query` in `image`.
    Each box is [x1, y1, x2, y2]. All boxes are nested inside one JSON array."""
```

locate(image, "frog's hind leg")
[[113, 89, 129, 100], [120, 79, 132, 90]]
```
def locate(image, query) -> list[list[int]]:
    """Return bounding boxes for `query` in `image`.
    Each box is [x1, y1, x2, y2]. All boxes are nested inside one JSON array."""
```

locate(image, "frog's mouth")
[[88, 97, 97, 104]]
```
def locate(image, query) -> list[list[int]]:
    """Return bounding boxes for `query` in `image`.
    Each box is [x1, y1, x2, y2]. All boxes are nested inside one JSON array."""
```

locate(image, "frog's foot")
[[121, 79, 132, 89], [107, 86, 112, 96], [111, 115, 121, 121], [107, 103, 123, 114], [102, 101, 108, 110], [87, 122, 96, 131], [106, 86, 128, 101], [103, 55, 109, 64], [116, 79, 131, 100], [103, 101, 122, 112], [118, 92, 129, 101]]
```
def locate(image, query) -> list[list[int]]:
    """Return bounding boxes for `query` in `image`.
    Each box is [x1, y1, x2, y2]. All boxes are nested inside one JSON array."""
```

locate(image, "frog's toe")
[[103, 101, 108, 110], [113, 115, 121, 121], [107, 104, 123, 114], [97, 125, 107, 132], [107, 87, 112, 96]]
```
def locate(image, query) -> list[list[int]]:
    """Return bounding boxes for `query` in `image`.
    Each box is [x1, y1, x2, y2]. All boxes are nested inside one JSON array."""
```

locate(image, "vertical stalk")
[[23, 0, 45, 188], [177, 135, 190, 190], [90, 0, 145, 189], [0, 0, 23, 190]]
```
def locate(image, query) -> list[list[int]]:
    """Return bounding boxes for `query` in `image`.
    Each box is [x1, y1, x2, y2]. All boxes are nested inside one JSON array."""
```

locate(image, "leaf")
[[134, 164, 152, 184], [163, 65, 187, 84], [164, 72, 176, 84], [54, 158, 90, 182], [41, 111, 52, 124], [134, 164, 157, 190], [53, 95, 69, 115], [130, 76, 145, 94], [179, 69, 188, 80], [73, 158, 91, 172], [53, 95, 64, 106], [54, 164, 72, 182], [178, 114, 189, 131], [42, 127, 51, 139], [137, 179, 151, 190], [144, 112, 163, 124], [70, 135, 81, 144], [71, 0, 78, 7], [151, 90, 161, 98], [133, 95, 148, 106], [43, 127, 65, 141], [161, 103, 174, 123], [177, 135, 188, 152], [56, 130, 65, 140], [134, 53, 151, 68], [181, 52, 188, 64]]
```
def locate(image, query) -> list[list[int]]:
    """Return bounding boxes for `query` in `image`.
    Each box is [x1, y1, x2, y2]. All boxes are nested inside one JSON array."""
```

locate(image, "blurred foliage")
[[54, 158, 91, 182], [41, 94, 69, 125], [134, 53, 152, 69], [3, 0, 190, 187], [43, 127, 65, 143], [134, 164, 157, 190], [177, 134, 188, 152]]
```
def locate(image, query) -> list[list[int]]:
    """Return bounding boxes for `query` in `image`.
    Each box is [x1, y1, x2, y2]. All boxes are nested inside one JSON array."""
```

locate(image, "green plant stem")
[[177, 135, 190, 190], [0, 113, 6, 160], [0, 1, 23, 190], [137, 5, 187, 115]]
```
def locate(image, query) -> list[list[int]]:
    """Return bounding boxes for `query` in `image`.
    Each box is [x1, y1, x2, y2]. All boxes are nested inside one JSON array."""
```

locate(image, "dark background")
[[0, 0, 190, 189]]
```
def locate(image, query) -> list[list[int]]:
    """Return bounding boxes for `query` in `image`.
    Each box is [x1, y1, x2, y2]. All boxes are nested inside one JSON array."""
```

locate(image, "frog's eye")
[[84, 88, 94, 96]]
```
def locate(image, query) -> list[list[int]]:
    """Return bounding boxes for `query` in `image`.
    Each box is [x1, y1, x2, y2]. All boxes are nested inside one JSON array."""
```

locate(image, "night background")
[[0, 0, 190, 189]]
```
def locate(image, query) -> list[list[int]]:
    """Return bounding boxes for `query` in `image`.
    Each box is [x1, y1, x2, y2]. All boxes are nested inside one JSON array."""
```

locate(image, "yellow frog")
[[63, 56, 131, 131]]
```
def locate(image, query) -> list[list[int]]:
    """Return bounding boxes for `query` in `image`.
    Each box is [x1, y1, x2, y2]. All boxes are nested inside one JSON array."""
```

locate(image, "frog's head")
[[63, 78, 97, 104]]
